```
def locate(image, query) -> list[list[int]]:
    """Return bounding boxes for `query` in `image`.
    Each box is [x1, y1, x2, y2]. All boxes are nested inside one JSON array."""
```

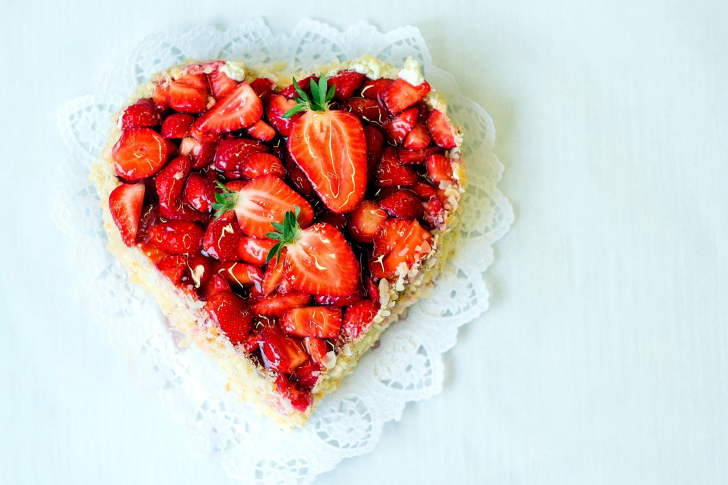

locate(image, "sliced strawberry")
[[112, 128, 176, 181], [187, 254, 214, 290], [303, 338, 331, 367], [200, 273, 231, 299], [378, 189, 423, 220], [284, 151, 316, 199], [275, 374, 312, 412], [347, 200, 388, 244], [202, 211, 243, 261], [135, 204, 159, 244], [265, 94, 301, 137], [149, 220, 204, 255], [411, 180, 438, 200], [249, 78, 275, 100], [397, 147, 427, 165], [290, 358, 322, 390], [329, 71, 365, 101], [213, 138, 270, 172], [152, 79, 170, 111], [382, 106, 418, 144], [342, 299, 379, 340], [359, 78, 392, 99], [288, 109, 368, 213], [109, 183, 145, 246], [252, 291, 311, 318], [281, 306, 342, 339], [156, 255, 188, 286], [316, 211, 348, 233], [121, 99, 161, 129], [280, 75, 318, 98], [259, 324, 309, 373], [186, 124, 222, 145], [207, 68, 239, 100], [158, 199, 206, 222], [216, 261, 263, 288], [314, 284, 363, 306], [284, 223, 359, 296], [168, 72, 209, 114], [375, 147, 418, 187], [183, 171, 217, 213], [403, 122, 431, 150], [155, 155, 191, 212], [246, 119, 276, 142], [426, 109, 457, 149], [205, 292, 252, 345], [345, 97, 386, 124], [262, 249, 287, 295], [238, 237, 277, 266], [426, 153, 454, 184], [137, 241, 169, 265], [161, 113, 195, 139], [239, 152, 286, 179], [363, 125, 384, 181], [423, 196, 445, 229], [194, 82, 263, 133], [371, 219, 433, 280], [179, 137, 217, 170], [380, 78, 431, 115]]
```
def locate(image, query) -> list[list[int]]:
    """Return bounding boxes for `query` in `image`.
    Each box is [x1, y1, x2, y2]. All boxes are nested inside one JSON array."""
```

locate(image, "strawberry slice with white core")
[[281, 306, 342, 339], [403, 122, 431, 150], [194, 81, 263, 134], [112, 128, 175, 181], [109, 183, 145, 246], [167, 71, 209, 114], [286, 75, 368, 213], [426, 109, 458, 149], [380, 78, 431, 115]]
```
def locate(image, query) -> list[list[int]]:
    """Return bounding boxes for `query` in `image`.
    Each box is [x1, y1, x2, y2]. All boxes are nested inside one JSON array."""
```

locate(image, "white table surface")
[[2, 1, 727, 483]]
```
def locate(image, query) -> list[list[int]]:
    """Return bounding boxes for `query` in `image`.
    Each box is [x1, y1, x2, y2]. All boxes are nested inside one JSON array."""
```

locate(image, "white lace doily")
[[54, 20, 513, 485]]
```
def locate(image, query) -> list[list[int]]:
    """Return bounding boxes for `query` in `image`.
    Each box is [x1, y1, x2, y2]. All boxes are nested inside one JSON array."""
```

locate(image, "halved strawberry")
[[245, 119, 276, 142], [194, 82, 263, 134], [345, 97, 386, 124], [348, 200, 388, 244], [275, 374, 312, 412], [239, 152, 286, 179], [213, 138, 270, 173], [329, 71, 365, 101], [371, 219, 433, 280], [262, 249, 287, 295], [155, 155, 191, 212], [291, 358, 322, 390], [161, 113, 195, 139], [183, 171, 217, 213], [426, 109, 457, 149], [249, 78, 275, 100], [137, 241, 169, 265], [314, 284, 363, 306], [158, 199, 206, 222], [259, 324, 309, 373], [411, 180, 438, 200], [375, 147, 418, 187], [380, 78, 431, 115], [205, 291, 252, 345], [112, 128, 176, 181], [179, 137, 217, 170], [252, 291, 311, 318], [156, 255, 188, 286], [207, 68, 239, 100], [135, 204, 159, 244], [363, 124, 384, 181], [109, 183, 145, 246], [284, 151, 316, 199], [215, 261, 263, 288], [316, 211, 348, 233], [281, 306, 342, 339], [152, 79, 170, 111], [121, 99, 162, 129], [378, 189, 423, 220], [168, 71, 209, 114], [265, 94, 301, 137], [359, 78, 392, 99], [364, 274, 380, 301], [342, 299, 379, 340], [200, 273, 231, 299], [382, 106, 418, 144], [149, 220, 204, 255], [303, 338, 331, 368], [426, 153, 454, 184], [280, 75, 318, 98], [202, 211, 242, 262], [397, 147, 427, 165], [423, 196, 445, 229], [403, 122, 431, 150], [187, 254, 214, 290], [212, 175, 314, 239], [238, 237, 277, 266]]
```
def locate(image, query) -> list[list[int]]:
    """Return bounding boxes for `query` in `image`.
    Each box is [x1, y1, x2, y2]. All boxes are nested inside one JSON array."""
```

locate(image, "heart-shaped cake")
[[90, 55, 466, 429]]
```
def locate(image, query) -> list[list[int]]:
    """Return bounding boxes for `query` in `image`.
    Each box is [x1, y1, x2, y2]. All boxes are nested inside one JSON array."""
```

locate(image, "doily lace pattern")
[[54, 20, 513, 484]]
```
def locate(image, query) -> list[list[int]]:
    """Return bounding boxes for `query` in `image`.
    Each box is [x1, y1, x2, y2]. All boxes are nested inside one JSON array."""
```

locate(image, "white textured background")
[[1, 1, 727, 484]]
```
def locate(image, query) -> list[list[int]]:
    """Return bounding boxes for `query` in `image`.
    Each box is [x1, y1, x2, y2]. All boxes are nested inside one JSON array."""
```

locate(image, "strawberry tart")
[[90, 55, 466, 429]]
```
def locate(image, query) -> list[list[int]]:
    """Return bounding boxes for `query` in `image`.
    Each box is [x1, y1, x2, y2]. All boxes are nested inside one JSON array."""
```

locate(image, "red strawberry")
[[288, 109, 368, 213], [156, 255, 188, 286], [266, 94, 301, 137], [112, 128, 176, 181], [245, 119, 276, 142], [109, 183, 145, 246], [380, 78, 431, 115], [359, 78, 392, 99], [158, 199, 206, 222], [411, 180, 438, 200], [316, 211, 348, 233], [348, 200, 388, 244], [202, 211, 243, 261], [183, 171, 217, 213], [161, 113, 195, 139], [259, 324, 309, 373], [186, 124, 222, 145], [194, 82, 263, 134], [213, 138, 270, 173], [423, 196, 445, 229], [237, 237, 277, 266], [179, 137, 217, 169], [205, 292, 252, 345], [207, 68, 239, 100], [239, 152, 286, 179], [329, 71, 365, 101], [403, 122, 431, 150], [262, 249, 287, 295], [187, 254, 214, 290], [291, 358, 322, 390], [364, 275, 380, 301], [214, 175, 314, 239], [275, 374, 312, 412], [201, 273, 231, 299], [249, 78, 275, 100], [149, 220, 204, 255], [375, 147, 418, 187], [284, 151, 316, 199], [135, 204, 159, 244], [426, 153, 454, 184], [152, 79, 170, 111], [397, 147, 427, 165], [252, 291, 312, 318], [225, 180, 247, 192], [215, 261, 263, 288], [378, 189, 424, 220], [281, 306, 342, 339], [168, 72, 209, 114], [342, 299, 379, 340], [303, 338, 331, 367], [371, 219, 433, 280], [314, 284, 363, 307], [121, 99, 162, 129], [155, 155, 191, 212], [345, 97, 386, 124], [280, 75, 318, 98], [137, 241, 169, 265], [426, 109, 457, 149], [382, 106, 418, 144], [363, 125, 384, 180]]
